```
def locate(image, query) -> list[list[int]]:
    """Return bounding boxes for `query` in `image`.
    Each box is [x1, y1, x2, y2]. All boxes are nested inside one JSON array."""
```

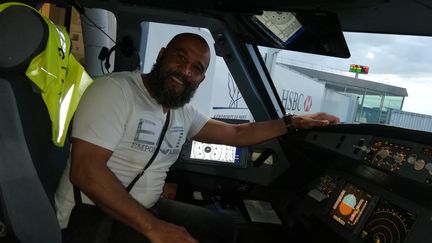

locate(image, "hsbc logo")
[[304, 95, 312, 112], [281, 89, 313, 112]]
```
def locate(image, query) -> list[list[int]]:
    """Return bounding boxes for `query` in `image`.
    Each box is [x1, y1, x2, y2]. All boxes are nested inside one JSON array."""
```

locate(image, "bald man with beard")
[[56, 33, 339, 243]]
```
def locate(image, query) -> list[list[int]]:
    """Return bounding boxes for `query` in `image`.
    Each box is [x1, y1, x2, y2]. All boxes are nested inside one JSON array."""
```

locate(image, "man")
[[55, 33, 339, 243]]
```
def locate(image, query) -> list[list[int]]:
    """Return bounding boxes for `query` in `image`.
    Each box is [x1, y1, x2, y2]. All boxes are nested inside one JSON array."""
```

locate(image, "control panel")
[[354, 137, 432, 186], [313, 172, 421, 243], [360, 139, 411, 172], [304, 131, 432, 186], [300, 127, 432, 243]]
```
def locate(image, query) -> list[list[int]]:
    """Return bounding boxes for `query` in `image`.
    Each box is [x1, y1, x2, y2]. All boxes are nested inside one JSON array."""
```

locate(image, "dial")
[[407, 154, 417, 164], [425, 163, 432, 175], [414, 159, 425, 171]]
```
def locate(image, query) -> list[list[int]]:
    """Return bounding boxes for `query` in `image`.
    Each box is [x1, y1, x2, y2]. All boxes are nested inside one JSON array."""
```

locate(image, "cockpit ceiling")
[[75, 0, 432, 37]]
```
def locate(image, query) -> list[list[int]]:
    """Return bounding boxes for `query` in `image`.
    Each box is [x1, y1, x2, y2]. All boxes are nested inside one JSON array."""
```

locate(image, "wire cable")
[[81, 13, 116, 45], [70, 0, 116, 44]]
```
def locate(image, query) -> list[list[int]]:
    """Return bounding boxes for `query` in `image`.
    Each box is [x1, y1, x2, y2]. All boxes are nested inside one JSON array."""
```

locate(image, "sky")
[[277, 32, 432, 115]]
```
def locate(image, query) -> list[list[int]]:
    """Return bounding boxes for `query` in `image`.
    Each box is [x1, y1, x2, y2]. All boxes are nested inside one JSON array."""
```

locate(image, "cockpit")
[[1, 0, 432, 242]]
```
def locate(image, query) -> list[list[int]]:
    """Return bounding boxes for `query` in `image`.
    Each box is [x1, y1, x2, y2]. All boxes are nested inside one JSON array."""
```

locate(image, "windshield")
[[263, 32, 432, 132]]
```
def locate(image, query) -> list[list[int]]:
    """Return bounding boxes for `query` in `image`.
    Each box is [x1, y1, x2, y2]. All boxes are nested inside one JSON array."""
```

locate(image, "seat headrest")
[[0, 5, 48, 71]]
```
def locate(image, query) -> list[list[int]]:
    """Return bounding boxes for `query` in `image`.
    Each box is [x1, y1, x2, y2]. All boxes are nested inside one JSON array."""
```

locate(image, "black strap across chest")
[[74, 110, 171, 204]]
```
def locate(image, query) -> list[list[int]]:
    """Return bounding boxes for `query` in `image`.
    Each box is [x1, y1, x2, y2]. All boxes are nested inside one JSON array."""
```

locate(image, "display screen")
[[190, 141, 242, 164], [329, 183, 372, 229], [252, 11, 303, 48], [360, 200, 416, 243], [179, 139, 247, 168], [349, 64, 369, 74], [178, 119, 248, 168]]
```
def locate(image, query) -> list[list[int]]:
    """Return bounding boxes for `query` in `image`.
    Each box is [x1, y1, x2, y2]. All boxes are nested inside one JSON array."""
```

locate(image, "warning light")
[[349, 64, 369, 74]]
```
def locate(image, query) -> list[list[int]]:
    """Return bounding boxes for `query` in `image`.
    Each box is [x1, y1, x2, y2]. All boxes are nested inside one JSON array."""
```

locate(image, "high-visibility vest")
[[0, 2, 94, 147]]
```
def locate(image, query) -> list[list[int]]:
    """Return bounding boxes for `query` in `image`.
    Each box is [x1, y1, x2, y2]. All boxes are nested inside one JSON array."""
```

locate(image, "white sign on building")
[[272, 64, 325, 114]]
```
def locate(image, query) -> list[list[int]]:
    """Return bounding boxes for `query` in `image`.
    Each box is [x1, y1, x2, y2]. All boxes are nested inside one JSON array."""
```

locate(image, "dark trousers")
[[65, 198, 238, 243]]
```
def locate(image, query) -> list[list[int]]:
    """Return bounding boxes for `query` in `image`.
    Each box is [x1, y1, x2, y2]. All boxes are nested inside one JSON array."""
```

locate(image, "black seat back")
[[0, 4, 69, 243]]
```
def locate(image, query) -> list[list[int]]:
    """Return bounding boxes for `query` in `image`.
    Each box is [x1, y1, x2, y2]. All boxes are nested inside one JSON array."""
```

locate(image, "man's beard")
[[148, 62, 197, 109]]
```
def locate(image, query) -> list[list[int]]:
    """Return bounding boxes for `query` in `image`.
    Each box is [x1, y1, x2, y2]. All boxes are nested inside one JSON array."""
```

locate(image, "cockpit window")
[[261, 32, 432, 133]]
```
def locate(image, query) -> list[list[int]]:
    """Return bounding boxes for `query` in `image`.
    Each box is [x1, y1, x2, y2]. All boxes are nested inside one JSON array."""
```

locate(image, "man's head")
[[148, 33, 210, 108]]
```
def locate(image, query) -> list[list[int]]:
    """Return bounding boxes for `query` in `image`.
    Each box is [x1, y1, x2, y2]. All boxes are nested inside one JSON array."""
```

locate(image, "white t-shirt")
[[55, 70, 209, 228]]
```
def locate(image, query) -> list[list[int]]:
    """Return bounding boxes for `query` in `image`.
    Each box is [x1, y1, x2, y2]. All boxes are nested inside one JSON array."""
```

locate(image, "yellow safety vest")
[[0, 2, 93, 147]]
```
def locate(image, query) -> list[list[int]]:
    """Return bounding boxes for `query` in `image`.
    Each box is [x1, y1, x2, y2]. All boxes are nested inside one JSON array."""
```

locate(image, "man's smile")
[[172, 75, 184, 86], [169, 75, 185, 92]]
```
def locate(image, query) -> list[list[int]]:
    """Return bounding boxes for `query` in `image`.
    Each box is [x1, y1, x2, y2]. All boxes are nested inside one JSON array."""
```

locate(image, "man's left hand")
[[291, 112, 340, 129]]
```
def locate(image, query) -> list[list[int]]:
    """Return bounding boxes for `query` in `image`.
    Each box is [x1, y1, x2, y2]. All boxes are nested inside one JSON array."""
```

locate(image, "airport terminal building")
[[278, 64, 408, 124]]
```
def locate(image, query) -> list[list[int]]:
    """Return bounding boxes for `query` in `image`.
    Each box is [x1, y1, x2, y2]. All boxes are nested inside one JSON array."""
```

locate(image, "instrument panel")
[[361, 138, 432, 184], [314, 173, 421, 243], [304, 130, 432, 187], [300, 126, 432, 243], [362, 140, 411, 172]]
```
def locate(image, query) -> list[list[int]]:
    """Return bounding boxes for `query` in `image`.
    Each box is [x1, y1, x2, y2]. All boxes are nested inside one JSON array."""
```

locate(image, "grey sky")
[[278, 32, 432, 115]]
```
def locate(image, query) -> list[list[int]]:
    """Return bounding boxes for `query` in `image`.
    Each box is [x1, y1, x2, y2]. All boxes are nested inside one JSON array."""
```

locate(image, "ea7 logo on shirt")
[[131, 118, 159, 153], [130, 119, 183, 155]]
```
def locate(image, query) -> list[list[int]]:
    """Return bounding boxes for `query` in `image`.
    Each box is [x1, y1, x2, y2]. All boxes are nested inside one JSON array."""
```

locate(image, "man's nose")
[[177, 63, 192, 77]]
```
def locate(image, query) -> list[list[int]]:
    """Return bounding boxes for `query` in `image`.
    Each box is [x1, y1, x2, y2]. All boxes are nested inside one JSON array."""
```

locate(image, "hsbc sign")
[[303, 95, 313, 112], [281, 89, 313, 112]]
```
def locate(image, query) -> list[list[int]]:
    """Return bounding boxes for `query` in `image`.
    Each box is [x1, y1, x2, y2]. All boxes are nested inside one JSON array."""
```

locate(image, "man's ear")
[[156, 48, 166, 62]]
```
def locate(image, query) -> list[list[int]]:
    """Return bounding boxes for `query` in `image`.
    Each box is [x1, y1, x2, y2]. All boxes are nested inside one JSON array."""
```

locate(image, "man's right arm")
[[69, 138, 198, 243]]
